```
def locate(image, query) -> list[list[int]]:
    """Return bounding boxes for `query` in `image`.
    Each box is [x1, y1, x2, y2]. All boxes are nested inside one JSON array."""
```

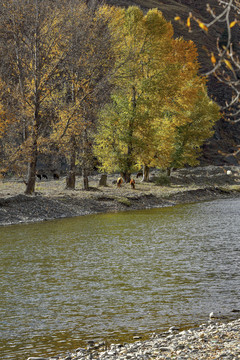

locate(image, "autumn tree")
[[169, 87, 220, 169], [52, 1, 116, 190], [0, 0, 73, 193], [0, 79, 18, 176], [94, 7, 220, 181], [95, 6, 177, 182]]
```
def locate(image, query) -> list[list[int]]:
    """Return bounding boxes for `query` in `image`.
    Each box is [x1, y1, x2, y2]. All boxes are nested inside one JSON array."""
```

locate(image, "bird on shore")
[[209, 312, 215, 319], [209, 311, 228, 321]]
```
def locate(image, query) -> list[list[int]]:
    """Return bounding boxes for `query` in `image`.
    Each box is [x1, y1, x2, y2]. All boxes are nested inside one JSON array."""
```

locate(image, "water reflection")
[[1, 198, 240, 359]]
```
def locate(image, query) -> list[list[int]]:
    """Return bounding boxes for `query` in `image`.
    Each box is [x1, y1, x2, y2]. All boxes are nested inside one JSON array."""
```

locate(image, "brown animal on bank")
[[117, 177, 123, 188], [130, 178, 135, 189]]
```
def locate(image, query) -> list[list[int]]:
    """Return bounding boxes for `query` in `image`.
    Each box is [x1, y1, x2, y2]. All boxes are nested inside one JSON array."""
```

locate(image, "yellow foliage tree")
[[170, 88, 220, 169], [51, 2, 116, 189], [0, 0, 72, 193], [94, 7, 220, 181]]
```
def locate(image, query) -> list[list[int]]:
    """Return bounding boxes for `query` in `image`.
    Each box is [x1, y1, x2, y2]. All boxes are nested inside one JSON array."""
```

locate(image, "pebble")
[[27, 318, 240, 360]]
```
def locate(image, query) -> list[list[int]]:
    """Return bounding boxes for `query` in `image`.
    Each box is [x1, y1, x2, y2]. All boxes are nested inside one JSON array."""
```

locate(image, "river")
[[1, 198, 240, 359]]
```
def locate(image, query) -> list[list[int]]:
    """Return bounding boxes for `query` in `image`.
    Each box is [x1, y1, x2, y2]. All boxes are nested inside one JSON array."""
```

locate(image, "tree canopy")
[[0, 0, 72, 192], [94, 7, 220, 181], [0, 2, 220, 190], [0, 0, 115, 192]]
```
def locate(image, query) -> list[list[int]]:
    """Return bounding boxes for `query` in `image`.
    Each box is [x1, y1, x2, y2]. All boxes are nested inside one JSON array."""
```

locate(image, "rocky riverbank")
[[27, 317, 240, 360], [1, 166, 240, 226]]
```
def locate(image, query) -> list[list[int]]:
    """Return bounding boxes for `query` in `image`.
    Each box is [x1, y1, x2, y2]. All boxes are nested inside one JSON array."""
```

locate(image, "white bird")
[[209, 312, 214, 319]]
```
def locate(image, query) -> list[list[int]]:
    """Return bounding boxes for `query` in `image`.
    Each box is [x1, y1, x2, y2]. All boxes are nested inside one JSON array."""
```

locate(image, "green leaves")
[[170, 88, 220, 168], [144, 8, 170, 37]]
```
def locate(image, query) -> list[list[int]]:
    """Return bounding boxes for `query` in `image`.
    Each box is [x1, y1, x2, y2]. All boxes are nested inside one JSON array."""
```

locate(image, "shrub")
[[154, 174, 171, 186]]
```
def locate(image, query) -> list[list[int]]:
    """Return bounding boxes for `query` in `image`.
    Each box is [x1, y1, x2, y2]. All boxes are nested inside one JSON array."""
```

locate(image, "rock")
[[169, 326, 180, 332], [159, 346, 171, 352], [97, 342, 106, 347], [107, 350, 116, 356], [26, 318, 240, 360], [87, 340, 95, 346]]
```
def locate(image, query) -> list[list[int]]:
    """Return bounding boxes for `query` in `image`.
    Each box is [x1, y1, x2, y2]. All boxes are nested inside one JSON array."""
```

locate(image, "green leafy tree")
[[170, 87, 220, 169]]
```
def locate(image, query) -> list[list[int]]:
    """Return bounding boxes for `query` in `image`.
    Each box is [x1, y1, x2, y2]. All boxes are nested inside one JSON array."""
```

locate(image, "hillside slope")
[[106, 0, 240, 166]]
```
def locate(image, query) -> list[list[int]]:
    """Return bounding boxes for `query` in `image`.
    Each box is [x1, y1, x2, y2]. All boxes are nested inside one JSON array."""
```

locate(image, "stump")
[[99, 174, 107, 186]]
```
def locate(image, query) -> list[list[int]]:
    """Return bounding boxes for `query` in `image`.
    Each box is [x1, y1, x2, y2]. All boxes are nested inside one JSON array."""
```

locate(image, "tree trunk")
[[167, 167, 171, 176], [124, 85, 136, 183], [141, 165, 150, 182], [66, 170, 76, 189], [25, 140, 37, 194], [122, 171, 131, 183], [66, 142, 76, 189], [83, 167, 89, 190], [25, 6, 40, 195]]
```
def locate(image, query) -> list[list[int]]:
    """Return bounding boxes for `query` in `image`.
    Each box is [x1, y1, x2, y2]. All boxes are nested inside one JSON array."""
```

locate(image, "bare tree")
[[185, 0, 240, 123]]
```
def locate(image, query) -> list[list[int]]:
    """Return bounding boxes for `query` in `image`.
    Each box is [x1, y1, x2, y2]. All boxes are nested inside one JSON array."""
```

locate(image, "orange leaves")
[[0, 80, 16, 138], [186, 14, 191, 28], [186, 13, 192, 32], [208, 51, 235, 73], [211, 52, 217, 66], [223, 59, 233, 71], [175, 12, 208, 33], [0, 103, 7, 136], [174, 15, 187, 30], [196, 19, 208, 32], [230, 19, 237, 28]]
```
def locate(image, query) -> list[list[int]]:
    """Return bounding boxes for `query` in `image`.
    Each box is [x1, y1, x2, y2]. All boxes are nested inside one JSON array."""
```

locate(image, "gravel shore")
[[1, 166, 240, 226], [27, 318, 240, 360]]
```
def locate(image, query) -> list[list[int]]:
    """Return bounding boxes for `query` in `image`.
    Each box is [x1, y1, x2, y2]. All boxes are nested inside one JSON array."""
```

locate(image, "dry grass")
[[0, 174, 201, 201], [1, 166, 239, 201]]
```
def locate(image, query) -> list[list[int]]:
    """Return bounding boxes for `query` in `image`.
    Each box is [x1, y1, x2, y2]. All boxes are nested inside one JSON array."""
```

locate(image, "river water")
[[1, 198, 240, 359]]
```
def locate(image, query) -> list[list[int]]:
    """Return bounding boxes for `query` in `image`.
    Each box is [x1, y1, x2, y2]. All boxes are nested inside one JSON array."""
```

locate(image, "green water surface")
[[1, 198, 240, 359]]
